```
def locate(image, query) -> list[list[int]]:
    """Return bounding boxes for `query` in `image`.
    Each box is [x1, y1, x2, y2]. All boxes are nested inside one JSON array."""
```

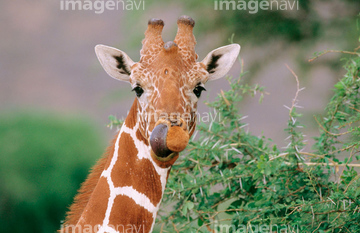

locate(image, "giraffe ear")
[[201, 44, 240, 81], [95, 44, 135, 82]]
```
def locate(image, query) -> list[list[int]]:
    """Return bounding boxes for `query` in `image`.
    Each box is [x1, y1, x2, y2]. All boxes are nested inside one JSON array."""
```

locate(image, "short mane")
[[60, 137, 116, 231]]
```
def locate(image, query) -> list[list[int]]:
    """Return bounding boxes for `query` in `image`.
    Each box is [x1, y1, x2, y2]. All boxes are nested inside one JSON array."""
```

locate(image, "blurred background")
[[0, 0, 359, 232]]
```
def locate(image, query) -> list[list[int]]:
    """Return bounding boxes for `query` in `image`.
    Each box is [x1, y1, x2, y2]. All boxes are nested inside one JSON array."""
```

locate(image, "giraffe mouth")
[[149, 119, 190, 161]]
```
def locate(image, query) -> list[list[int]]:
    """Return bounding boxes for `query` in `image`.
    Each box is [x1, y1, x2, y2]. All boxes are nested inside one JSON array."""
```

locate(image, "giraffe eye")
[[193, 84, 206, 98], [132, 85, 144, 98]]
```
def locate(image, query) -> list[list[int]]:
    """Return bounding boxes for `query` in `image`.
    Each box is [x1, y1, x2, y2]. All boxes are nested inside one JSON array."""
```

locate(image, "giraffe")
[[60, 15, 240, 233]]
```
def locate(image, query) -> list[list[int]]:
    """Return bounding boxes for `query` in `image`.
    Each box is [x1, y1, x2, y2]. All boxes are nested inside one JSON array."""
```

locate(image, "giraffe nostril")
[[173, 118, 186, 129], [168, 118, 187, 130], [169, 118, 180, 127]]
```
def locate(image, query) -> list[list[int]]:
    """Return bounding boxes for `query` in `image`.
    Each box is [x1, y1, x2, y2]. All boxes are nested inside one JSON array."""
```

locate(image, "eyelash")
[[193, 84, 206, 98], [132, 85, 144, 98]]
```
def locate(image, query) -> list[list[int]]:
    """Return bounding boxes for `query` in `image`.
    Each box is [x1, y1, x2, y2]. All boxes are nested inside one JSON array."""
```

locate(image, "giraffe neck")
[[74, 100, 170, 233]]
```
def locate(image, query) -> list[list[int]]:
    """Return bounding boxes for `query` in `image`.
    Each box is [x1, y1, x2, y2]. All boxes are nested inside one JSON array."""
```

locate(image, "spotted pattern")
[[96, 107, 170, 233], [63, 16, 213, 233]]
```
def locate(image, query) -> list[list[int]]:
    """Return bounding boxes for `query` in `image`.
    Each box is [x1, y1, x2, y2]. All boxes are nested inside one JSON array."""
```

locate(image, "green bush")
[[0, 112, 104, 233], [158, 45, 360, 232]]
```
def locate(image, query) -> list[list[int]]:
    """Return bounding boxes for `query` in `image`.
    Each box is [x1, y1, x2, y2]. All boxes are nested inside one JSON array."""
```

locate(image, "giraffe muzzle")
[[150, 119, 189, 161]]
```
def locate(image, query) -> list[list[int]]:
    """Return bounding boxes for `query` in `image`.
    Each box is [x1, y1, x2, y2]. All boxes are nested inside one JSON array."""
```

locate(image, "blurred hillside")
[[0, 0, 359, 232], [1, 0, 359, 143]]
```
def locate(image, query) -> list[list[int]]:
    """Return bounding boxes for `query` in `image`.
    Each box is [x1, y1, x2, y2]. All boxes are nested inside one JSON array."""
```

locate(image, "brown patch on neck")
[[112, 132, 163, 206], [108, 195, 154, 233], [124, 99, 138, 129]]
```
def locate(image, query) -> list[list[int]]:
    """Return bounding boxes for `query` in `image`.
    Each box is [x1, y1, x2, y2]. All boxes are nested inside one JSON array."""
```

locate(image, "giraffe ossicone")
[[60, 15, 240, 233]]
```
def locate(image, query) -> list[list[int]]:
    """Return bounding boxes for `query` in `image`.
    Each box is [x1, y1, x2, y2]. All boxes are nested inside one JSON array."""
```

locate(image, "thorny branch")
[[308, 47, 360, 62]]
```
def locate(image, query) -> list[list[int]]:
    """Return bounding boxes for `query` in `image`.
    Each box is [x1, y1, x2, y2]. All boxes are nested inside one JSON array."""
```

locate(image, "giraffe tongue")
[[150, 123, 172, 158]]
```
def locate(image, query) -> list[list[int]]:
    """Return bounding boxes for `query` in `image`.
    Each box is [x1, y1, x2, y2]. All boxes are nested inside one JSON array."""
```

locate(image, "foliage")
[[0, 112, 104, 233], [107, 115, 124, 130], [139, 0, 359, 47], [158, 46, 360, 231]]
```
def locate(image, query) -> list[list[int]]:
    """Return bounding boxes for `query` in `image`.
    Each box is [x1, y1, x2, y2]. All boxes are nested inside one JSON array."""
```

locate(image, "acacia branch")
[[314, 116, 355, 136], [309, 49, 360, 62], [285, 64, 301, 117], [303, 162, 360, 168]]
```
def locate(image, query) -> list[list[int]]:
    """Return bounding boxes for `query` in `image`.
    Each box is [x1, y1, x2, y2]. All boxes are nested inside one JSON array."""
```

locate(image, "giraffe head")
[[95, 16, 240, 167]]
